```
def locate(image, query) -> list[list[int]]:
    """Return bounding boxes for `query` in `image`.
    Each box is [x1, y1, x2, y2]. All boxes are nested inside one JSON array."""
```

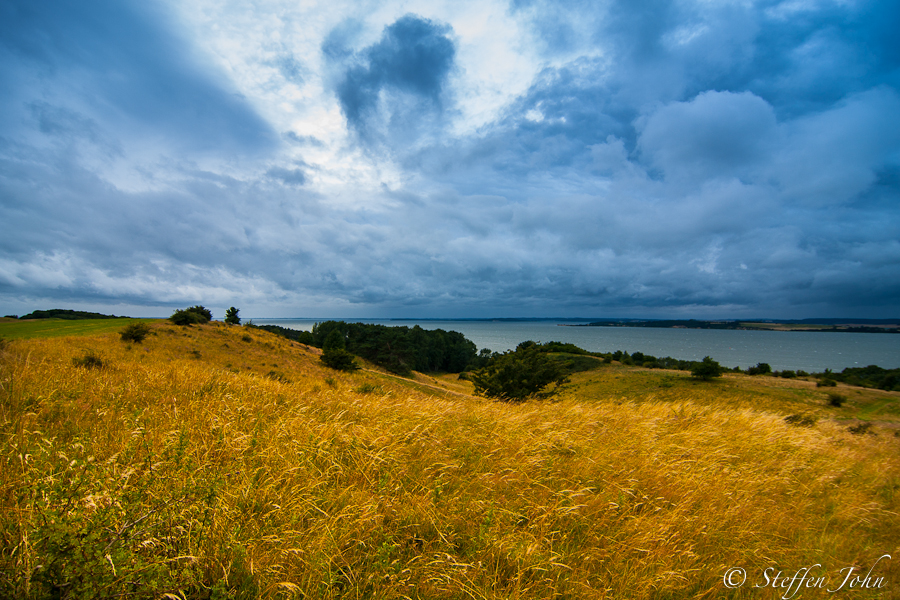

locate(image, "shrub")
[[827, 393, 846, 407], [470, 343, 568, 402], [72, 351, 104, 369], [848, 422, 875, 435], [242, 334, 253, 342], [691, 356, 723, 380], [169, 305, 212, 326], [119, 322, 151, 343], [817, 379, 837, 387]]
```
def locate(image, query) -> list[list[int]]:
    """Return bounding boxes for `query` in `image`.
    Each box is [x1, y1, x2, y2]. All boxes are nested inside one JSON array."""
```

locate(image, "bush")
[[72, 351, 104, 369], [747, 362, 772, 375], [827, 392, 846, 407], [848, 422, 875, 435], [119, 322, 151, 343], [691, 356, 723, 380], [817, 379, 837, 387], [470, 343, 569, 402], [169, 305, 212, 326]]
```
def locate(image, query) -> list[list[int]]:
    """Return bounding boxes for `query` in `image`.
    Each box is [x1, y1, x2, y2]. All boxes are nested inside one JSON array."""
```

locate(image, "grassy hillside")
[[1, 322, 898, 599]]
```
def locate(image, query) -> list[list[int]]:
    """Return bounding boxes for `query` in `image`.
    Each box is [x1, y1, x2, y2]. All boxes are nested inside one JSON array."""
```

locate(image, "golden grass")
[[1, 323, 898, 598]]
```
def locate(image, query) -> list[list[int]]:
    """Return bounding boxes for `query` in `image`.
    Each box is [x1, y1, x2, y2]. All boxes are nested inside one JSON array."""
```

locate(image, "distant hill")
[[18, 308, 127, 320]]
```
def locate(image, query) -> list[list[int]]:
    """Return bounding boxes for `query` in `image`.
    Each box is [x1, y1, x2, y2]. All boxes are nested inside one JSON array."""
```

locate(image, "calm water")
[[250, 319, 900, 373]]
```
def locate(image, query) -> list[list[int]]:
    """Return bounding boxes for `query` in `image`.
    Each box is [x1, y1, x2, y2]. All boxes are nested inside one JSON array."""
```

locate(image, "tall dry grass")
[[1, 323, 898, 598]]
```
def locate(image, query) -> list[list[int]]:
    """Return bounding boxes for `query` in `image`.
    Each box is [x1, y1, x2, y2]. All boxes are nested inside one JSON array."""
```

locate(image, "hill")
[[1, 322, 897, 598]]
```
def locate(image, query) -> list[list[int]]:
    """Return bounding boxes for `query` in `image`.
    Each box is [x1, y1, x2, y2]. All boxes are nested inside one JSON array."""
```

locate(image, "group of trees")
[[168, 306, 240, 326], [307, 321, 477, 376], [470, 341, 570, 401], [816, 365, 900, 391]]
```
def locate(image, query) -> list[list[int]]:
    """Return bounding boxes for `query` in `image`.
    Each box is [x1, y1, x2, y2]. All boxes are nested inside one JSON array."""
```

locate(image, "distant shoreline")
[[565, 319, 899, 333]]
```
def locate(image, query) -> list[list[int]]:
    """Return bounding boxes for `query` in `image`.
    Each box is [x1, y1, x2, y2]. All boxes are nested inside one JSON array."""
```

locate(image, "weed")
[[784, 414, 817, 427], [265, 370, 289, 383], [354, 383, 381, 394], [72, 351, 104, 369], [848, 422, 875, 435]]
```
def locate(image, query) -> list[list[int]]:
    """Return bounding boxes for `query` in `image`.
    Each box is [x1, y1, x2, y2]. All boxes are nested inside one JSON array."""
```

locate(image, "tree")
[[691, 356, 723, 380], [224, 307, 240, 325], [747, 362, 772, 375], [320, 329, 358, 371], [470, 342, 569, 402]]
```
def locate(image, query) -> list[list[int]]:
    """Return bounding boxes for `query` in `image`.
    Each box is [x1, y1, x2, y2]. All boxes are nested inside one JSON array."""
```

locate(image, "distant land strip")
[[571, 319, 900, 333]]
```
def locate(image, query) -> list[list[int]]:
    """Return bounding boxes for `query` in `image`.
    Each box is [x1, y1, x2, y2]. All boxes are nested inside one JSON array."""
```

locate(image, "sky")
[[1, 0, 899, 319]]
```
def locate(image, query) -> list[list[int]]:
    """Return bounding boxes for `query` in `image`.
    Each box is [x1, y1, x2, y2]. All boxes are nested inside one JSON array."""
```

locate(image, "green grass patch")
[[0, 318, 160, 340]]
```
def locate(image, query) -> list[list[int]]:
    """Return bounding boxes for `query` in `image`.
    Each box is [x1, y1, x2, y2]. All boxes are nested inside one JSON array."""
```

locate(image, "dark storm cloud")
[[0, 0, 275, 153], [331, 15, 456, 138], [0, 0, 897, 318]]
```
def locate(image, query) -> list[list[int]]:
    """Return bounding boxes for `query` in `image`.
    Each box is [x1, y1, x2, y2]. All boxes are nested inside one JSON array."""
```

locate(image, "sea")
[[248, 319, 900, 373]]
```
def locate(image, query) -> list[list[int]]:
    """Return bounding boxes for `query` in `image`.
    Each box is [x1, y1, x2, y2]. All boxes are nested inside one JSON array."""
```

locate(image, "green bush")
[[470, 342, 568, 402], [169, 305, 212, 326], [119, 322, 151, 343], [827, 392, 846, 407], [691, 356, 723, 380]]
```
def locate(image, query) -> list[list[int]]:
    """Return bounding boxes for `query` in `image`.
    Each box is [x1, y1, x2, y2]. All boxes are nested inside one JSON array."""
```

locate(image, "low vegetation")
[[119, 321, 152, 344], [470, 341, 570, 401], [169, 305, 213, 326], [1, 321, 898, 599], [15, 309, 127, 320]]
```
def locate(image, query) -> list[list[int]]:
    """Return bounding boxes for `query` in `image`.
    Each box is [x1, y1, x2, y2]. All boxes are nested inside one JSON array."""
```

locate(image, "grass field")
[[0, 317, 159, 340], [1, 322, 898, 599]]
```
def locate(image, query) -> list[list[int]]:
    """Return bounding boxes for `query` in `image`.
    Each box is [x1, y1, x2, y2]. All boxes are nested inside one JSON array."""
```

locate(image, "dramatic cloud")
[[0, 0, 897, 318], [331, 14, 456, 142]]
